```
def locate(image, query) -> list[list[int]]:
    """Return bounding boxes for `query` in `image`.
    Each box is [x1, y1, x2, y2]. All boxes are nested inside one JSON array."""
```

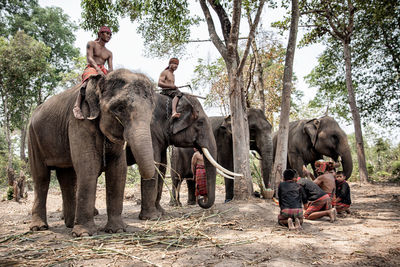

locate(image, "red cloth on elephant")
[[81, 64, 108, 84], [304, 194, 331, 218], [195, 165, 207, 196]]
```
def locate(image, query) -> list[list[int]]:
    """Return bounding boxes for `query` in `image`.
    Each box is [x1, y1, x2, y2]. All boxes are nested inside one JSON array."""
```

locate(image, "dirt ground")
[[0, 180, 399, 267]]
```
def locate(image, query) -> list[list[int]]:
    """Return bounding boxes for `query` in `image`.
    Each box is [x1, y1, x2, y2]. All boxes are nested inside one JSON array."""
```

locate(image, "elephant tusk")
[[201, 147, 243, 177], [216, 168, 235, 180], [123, 141, 127, 150]]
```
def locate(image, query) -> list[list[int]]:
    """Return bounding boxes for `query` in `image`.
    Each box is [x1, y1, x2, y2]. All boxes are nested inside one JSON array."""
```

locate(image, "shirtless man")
[[73, 26, 113, 120], [313, 161, 337, 199], [158, 58, 183, 118], [191, 148, 207, 201]]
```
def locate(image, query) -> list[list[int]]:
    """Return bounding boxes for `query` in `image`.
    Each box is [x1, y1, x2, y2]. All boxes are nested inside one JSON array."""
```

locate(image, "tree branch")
[[199, 0, 227, 59], [207, 0, 231, 45]]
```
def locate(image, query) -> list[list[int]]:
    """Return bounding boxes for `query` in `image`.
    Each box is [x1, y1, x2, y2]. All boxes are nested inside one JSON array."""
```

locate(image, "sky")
[[38, 0, 325, 116]]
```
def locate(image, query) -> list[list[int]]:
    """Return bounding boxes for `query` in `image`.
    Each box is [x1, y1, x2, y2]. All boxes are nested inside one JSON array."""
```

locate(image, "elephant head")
[[303, 116, 353, 179], [85, 69, 155, 179]]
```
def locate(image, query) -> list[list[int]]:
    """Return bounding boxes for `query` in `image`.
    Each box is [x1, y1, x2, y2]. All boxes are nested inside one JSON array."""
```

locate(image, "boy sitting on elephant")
[[332, 171, 351, 215], [278, 169, 304, 230], [73, 26, 113, 120]]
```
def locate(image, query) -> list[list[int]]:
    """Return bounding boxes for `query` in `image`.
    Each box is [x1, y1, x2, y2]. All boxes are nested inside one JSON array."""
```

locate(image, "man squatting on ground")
[[297, 176, 337, 223], [278, 169, 305, 230], [73, 26, 113, 120], [191, 148, 207, 202], [313, 161, 338, 200], [158, 58, 183, 119], [333, 171, 352, 214]]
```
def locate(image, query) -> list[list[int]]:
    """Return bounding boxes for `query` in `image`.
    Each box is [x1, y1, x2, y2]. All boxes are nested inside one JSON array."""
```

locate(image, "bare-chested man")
[[313, 161, 337, 199], [158, 58, 183, 119], [191, 148, 207, 201], [73, 26, 113, 120]]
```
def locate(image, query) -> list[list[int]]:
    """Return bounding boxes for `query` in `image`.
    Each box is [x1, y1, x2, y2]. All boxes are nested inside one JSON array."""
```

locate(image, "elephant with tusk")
[[28, 69, 155, 236]]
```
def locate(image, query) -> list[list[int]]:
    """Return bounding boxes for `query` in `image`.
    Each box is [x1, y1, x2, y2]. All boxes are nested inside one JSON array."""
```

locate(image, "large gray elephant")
[[273, 116, 353, 179], [28, 69, 155, 236], [170, 108, 273, 205], [126, 93, 237, 220]]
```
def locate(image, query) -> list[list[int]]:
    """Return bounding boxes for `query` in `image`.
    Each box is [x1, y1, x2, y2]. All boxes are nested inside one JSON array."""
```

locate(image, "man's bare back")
[[314, 172, 336, 196]]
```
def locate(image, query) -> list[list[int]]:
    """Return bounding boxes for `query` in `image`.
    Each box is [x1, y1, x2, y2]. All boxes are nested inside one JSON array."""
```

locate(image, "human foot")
[[171, 112, 181, 119], [329, 208, 337, 223], [288, 218, 295, 230], [294, 218, 302, 230], [73, 106, 84, 120]]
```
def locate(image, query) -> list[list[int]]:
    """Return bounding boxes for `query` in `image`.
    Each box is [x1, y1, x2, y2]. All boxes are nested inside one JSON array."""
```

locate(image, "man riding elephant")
[[73, 26, 113, 120]]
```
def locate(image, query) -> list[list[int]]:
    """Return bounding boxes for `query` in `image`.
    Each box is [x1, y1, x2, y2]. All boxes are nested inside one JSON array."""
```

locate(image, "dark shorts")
[[160, 88, 183, 98], [304, 194, 331, 218], [278, 208, 303, 220]]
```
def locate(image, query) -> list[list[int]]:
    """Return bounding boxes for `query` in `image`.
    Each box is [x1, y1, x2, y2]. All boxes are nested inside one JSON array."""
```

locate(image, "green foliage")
[[391, 161, 400, 178], [6, 186, 13, 200], [81, 0, 200, 57]]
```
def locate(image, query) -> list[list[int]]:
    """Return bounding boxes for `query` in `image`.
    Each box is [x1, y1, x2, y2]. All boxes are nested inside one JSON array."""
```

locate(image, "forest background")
[[0, 0, 399, 192]]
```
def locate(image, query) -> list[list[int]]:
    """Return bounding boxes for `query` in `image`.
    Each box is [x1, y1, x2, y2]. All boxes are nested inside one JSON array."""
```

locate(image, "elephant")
[[169, 108, 273, 205], [126, 93, 238, 220], [28, 69, 156, 236], [272, 116, 353, 180]]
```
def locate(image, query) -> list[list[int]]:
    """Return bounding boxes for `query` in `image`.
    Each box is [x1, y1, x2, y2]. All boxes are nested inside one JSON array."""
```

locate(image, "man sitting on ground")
[[313, 160, 337, 200], [158, 58, 183, 119], [278, 169, 305, 230], [333, 171, 352, 215], [298, 177, 337, 223], [73, 26, 113, 120]]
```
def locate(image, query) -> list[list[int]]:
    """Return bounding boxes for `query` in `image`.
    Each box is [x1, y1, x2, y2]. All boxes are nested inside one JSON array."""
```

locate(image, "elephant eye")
[[112, 103, 126, 114]]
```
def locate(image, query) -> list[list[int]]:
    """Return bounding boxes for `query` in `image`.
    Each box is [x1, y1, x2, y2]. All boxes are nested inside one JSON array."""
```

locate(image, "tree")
[[1, 1, 80, 161], [299, 0, 369, 183], [0, 31, 51, 168], [81, 0, 266, 200], [272, 0, 299, 190], [304, 0, 400, 128]]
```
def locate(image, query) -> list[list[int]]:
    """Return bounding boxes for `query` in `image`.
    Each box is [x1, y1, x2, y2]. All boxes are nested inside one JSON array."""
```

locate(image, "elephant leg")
[[225, 177, 234, 202], [56, 168, 76, 228], [30, 161, 50, 231], [155, 151, 167, 214], [71, 151, 101, 237], [169, 176, 182, 207], [187, 179, 196, 205], [103, 155, 127, 233]]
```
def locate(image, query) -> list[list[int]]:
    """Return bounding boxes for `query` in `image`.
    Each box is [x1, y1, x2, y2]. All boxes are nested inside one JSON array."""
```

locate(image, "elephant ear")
[[221, 115, 232, 135], [303, 119, 320, 147], [84, 75, 104, 120], [172, 95, 197, 134]]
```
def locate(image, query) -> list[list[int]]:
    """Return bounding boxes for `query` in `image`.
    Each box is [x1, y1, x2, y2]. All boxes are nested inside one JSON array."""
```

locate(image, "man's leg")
[[171, 96, 181, 118], [73, 82, 87, 120], [306, 208, 336, 222], [294, 217, 303, 230]]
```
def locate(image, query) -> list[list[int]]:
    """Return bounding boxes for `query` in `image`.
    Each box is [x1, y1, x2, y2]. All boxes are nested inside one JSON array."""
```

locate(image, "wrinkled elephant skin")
[[273, 116, 353, 179], [28, 69, 155, 236], [126, 93, 217, 220], [170, 108, 273, 204]]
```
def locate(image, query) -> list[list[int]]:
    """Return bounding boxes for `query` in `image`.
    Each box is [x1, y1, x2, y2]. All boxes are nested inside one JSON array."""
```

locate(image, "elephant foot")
[[102, 218, 127, 234], [139, 209, 162, 220], [94, 208, 99, 216], [224, 199, 233, 203], [156, 204, 166, 215], [30, 219, 49, 231], [187, 200, 196, 205], [64, 217, 75, 228], [71, 223, 97, 237]]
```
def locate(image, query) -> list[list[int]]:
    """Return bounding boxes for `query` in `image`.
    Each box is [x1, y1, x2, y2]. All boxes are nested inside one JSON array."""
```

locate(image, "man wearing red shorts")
[[73, 26, 113, 120], [298, 177, 337, 222], [191, 148, 207, 202]]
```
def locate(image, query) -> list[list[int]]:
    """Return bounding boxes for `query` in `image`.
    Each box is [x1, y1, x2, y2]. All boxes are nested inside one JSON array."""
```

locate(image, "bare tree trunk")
[[20, 120, 28, 162], [272, 0, 299, 190], [343, 41, 368, 183], [229, 64, 253, 200], [251, 39, 266, 113]]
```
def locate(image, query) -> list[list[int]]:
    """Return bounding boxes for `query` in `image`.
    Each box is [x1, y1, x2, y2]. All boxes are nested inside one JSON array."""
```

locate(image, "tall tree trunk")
[[20, 119, 28, 162], [229, 63, 253, 200], [343, 41, 369, 183], [251, 39, 266, 113], [272, 0, 299, 190]]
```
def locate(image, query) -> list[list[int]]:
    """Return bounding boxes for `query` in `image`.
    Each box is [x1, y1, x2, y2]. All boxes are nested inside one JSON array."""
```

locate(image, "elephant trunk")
[[339, 141, 353, 180], [125, 124, 155, 179], [256, 135, 273, 189]]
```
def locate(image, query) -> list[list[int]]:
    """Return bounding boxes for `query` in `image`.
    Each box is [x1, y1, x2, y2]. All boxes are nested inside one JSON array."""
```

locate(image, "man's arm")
[[86, 41, 105, 76], [313, 176, 322, 187], [107, 51, 113, 72]]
